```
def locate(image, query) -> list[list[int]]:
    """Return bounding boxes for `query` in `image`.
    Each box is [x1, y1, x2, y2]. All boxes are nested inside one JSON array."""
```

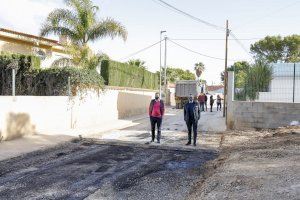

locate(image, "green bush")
[[101, 60, 158, 89], [0, 52, 103, 96], [0, 52, 41, 95], [244, 61, 273, 100], [23, 67, 104, 96]]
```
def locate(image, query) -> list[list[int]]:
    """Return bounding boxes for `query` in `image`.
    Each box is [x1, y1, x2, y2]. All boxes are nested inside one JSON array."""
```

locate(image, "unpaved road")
[[189, 127, 300, 200]]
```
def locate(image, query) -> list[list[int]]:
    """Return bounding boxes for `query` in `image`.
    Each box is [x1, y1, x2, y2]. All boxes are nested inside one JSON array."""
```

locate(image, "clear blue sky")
[[1, 0, 299, 84]]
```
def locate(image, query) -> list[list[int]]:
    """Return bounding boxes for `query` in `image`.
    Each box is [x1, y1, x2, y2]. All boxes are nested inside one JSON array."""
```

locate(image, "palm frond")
[[88, 17, 127, 42]]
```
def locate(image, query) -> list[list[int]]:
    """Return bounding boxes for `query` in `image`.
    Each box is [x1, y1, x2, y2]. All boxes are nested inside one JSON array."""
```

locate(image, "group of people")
[[148, 92, 223, 146], [197, 93, 222, 112]]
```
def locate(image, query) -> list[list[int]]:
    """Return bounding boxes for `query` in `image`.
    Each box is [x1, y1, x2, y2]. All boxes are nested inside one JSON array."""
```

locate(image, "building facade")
[[0, 28, 68, 68]]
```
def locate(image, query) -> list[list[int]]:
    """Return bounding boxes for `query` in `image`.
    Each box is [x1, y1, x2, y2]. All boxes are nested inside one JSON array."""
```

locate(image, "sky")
[[1, 0, 299, 84]]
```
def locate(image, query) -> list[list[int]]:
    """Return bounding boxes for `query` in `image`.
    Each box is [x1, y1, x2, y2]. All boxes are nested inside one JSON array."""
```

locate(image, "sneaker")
[[186, 142, 191, 145], [193, 143, 197, 146], [157, 140, 160, 144]]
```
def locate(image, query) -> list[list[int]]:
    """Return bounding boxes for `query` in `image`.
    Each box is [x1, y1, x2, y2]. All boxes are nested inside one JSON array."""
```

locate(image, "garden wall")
[[0, 87, 155, 141]]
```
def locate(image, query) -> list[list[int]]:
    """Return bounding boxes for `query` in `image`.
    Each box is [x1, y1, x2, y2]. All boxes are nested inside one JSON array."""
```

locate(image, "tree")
[[157, 67, 195, 84], [250, 35, 300, 63], [228, 61, 250, 88], [194, 62, 205, 78], [244, 60, 273, 100], [127, 59, 147, 69], [40, 0, 127, 68], [220, 61, 250, 88]]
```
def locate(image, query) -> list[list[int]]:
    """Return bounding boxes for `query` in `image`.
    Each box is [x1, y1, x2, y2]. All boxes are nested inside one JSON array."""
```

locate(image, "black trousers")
[[150, 116, 162, 141], [217, 102, 221, 111], [186, 120, 198, 144]]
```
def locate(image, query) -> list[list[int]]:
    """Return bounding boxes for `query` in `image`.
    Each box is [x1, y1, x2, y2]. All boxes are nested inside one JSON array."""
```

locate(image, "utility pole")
[[159, 31, 166, 98], [223, 20, 229, 118], [164, 36, 167, 102]]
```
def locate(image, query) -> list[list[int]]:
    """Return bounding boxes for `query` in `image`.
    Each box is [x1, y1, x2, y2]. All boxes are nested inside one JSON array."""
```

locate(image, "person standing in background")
[[149, 92, 165, 143], [210, 95, 215, 112], [217, 94, 222, 111], [198, 93, 205, 112], [204, 93, 208, 112]]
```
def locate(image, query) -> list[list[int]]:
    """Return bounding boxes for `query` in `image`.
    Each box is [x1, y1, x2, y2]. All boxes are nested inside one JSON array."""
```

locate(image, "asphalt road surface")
[[0, 139, 218, 200], [0, 108, 224, 200]]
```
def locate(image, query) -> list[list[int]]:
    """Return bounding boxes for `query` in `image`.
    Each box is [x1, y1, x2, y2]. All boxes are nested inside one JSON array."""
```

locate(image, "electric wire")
[[234, 0, 300, 30], [151, 0, 225, 32], [118, 40, 162, 61], [170, 38, 262, 41], [167, 38, 240, 62]]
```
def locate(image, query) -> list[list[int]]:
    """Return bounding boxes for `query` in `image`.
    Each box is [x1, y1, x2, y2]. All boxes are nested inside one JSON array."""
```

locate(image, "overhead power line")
[[151, 0, 225, 32], [170, 38, 262, 41], [234, 0, 300, 30], [167, 38, 239, 62], [229, 31, 254, 61], [119, 40, 162, 61]]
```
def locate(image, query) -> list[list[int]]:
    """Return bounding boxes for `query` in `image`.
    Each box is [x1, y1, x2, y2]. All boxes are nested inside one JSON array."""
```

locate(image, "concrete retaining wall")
[[0, 88, 155, 141], [232, 101, 300, 129], [227, 71, 300, 130]]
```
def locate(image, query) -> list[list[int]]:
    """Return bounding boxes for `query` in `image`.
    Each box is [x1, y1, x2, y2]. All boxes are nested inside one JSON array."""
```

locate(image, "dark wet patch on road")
[[0, 140, 218, 200]]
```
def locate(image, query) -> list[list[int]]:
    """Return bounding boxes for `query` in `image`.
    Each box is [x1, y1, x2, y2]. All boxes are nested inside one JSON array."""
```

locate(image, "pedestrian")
[[210, 95, 214, 112], [217, 95, 222, 111], [184, 94, 201, 146], [149, 92, 165, 143], [197, 93, 205, 112], [204, 93, 208, 112]]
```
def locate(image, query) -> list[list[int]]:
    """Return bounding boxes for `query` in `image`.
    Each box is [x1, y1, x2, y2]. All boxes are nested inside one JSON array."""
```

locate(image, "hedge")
[[0, 52, 103, 96], [0, 52, 40, 95], [101, 60, 158, 89]]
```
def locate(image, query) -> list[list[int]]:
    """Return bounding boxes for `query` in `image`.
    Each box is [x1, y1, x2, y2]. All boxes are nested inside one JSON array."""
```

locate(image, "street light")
[[159, 30, 166, 98]]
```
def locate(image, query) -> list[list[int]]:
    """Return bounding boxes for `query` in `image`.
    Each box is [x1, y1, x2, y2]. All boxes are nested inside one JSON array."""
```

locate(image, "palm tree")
[[194, 62, 205, 79], [40, 0, 127, 68], [41, 0, 127, 46]]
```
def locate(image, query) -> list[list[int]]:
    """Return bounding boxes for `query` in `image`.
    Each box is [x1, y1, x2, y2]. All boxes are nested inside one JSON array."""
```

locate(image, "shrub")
[[101, 60, 158, 89], [0, 52, 103, 96], [23, 67, 104, 96], [244, 60, 273, 100], [0, 52, 40, 95]]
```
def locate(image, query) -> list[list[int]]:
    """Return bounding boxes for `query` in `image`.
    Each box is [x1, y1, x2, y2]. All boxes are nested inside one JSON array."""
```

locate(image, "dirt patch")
[[188, 126, 300, 200]]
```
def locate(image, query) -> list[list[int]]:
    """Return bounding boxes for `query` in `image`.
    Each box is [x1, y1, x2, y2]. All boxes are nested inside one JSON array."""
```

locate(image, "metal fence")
[[234, 63, 300, 103]]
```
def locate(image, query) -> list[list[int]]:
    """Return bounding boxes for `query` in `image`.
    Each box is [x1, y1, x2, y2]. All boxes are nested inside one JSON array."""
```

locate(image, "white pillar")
[[226, 71, 235, 129]]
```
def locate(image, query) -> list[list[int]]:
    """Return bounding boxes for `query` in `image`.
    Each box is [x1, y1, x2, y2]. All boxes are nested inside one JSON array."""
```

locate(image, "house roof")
[[207, 85, 224, 92], [0, 27, 65, 53]]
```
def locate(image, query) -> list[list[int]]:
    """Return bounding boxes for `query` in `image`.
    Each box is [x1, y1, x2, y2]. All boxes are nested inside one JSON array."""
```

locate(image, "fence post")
[[68, 76, 71, 97], [12, 68, 15, 96], [293, 63, 296, 103]]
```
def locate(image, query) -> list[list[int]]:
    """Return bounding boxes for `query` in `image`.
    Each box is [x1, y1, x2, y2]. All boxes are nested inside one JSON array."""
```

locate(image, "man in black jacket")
[[184, 94, 201, 146]]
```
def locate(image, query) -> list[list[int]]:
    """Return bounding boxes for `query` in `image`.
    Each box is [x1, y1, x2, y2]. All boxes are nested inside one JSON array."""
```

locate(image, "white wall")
[[0, 88, 155, 141], [258, 77, 300, 103]]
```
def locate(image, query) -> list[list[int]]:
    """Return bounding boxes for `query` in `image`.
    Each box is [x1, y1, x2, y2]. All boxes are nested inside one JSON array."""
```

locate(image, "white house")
[[258, 63, 300, 103]]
